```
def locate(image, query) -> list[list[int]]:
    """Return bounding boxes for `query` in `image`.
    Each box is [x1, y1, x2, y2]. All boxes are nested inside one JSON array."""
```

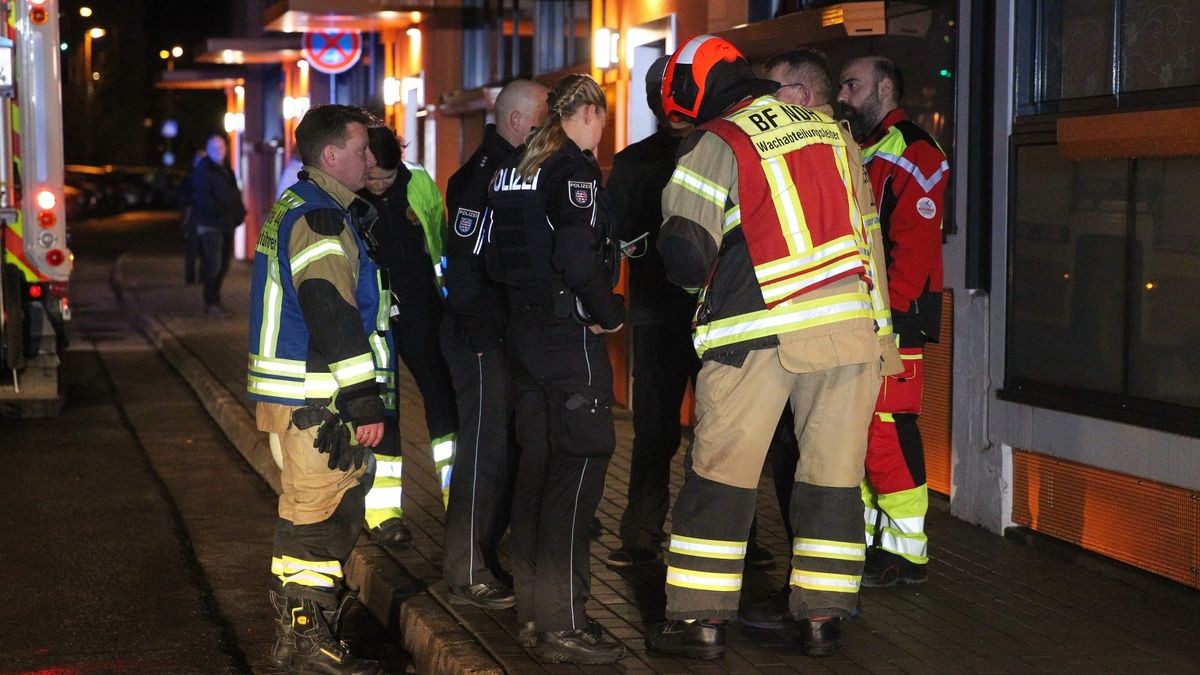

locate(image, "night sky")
[[59, 0, 237, 166]]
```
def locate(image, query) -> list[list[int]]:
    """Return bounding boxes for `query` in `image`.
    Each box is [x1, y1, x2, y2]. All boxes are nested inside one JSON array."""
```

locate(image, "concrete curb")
[[112, 254, 502, 675]]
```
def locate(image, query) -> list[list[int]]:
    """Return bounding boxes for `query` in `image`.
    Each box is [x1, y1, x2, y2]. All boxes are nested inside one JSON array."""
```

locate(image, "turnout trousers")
[[863, 329, 929, 564], [365, 298, 460, 529], [618, 322, 700, 552], [263, 404, 374, 608], [665, 347, 879, 620], [508, 310, 615, 632], [440, 316, 516, 586]]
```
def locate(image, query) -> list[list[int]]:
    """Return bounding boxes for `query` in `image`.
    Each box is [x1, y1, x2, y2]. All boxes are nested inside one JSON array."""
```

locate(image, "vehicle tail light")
[[45, 249, 65, 266], [36, 189, 56, 211], [28, 283, 43, 299]]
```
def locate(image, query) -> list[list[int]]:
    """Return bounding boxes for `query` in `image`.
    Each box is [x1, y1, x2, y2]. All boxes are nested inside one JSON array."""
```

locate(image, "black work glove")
[[312, 398, 369, 472]]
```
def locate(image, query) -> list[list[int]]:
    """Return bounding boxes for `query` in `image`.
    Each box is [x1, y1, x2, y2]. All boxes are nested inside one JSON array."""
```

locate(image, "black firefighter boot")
[[288, 597, 385, 674], [270, 590, 297, 669]]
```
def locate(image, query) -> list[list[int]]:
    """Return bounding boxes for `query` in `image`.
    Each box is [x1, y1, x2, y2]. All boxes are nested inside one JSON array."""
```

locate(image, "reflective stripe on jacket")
[[247, 174, 395, 409], [660, 95, 887, 361], [703, 97, 873, 308]]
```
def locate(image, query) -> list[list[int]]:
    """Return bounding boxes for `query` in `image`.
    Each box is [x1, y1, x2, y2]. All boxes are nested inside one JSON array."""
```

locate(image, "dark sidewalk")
[[116, 247, 1200, 674]]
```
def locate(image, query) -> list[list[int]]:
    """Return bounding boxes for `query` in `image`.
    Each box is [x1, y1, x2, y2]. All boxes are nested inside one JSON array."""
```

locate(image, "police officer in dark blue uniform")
[[440, 79, 549, 610], [486, 73, 626, 665]]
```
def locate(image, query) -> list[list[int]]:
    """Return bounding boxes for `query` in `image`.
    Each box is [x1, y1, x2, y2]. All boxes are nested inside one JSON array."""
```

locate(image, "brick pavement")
[[117, 248, 1200, 674]]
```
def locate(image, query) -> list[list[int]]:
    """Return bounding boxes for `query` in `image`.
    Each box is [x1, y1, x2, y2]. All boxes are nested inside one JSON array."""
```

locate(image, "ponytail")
[[516, 74, 606, 179]]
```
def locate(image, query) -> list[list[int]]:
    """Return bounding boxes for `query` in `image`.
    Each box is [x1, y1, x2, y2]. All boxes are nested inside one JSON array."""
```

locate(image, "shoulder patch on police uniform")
[[454, 208, 481, 237], [568, 180, 593, 209]]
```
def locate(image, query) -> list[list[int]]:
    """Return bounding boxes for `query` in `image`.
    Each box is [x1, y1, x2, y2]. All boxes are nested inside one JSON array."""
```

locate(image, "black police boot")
[[447, 582, 515, 610], [799, 616, 841, 657], [739, 587, 790, 630], [288, 598, 385, 674], [534, 626, 626, 665], [270, 590, 297, 669], [645, 620, 726, 660]]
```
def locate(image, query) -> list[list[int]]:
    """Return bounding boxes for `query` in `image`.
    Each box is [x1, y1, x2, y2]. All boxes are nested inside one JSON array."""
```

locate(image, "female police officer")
[[485, 74, 626, 665]]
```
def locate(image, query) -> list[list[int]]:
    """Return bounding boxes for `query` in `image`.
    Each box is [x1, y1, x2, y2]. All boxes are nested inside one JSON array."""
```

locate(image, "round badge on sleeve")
[[916, 197, 937, 220]]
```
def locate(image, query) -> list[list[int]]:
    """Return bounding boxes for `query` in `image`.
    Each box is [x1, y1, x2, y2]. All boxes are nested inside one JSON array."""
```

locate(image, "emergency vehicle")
[[0, 0, 70, 416]]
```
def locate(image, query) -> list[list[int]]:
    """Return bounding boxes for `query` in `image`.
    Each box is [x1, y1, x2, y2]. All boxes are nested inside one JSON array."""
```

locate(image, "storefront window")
[[534, 0, 590, 74], [1121, 0, 1200, 92], [1018, 0, 1200, 112], [463, 0, 590, 88], [1006, 143, 1200, 430], [1007, 1, 1200, 433]]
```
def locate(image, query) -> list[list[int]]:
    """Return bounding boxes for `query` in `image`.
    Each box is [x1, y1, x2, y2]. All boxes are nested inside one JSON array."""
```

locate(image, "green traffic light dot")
[[939, 68, 952, 78]]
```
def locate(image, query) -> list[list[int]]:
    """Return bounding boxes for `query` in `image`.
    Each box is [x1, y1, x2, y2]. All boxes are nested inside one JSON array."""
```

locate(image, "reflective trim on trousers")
[[666, 566, 743, 592], [271, 555, 343, 589], [374, 456, 403, 478], [668, 534, 747, 560], [789, 569, 860, 593], [792, 537, 866, 562], [877, 527, 929, 562]]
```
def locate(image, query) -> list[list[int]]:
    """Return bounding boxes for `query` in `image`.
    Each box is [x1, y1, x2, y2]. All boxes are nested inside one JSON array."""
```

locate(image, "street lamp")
[[162, 45, 183, 71], [84, 27, 105, 100], [83, 27, 106, 163]]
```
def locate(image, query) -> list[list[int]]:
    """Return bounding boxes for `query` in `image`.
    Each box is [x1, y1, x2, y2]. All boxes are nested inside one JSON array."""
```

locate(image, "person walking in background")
[[440, 79, 549, 610], [644, 35, 896, 660], [486, 73, 626, 665], [190, 133, 245, 317], [176, 150, 205, 284], [246, 104, 389, 674], [357, 127, 459, 549], [838, 56, 948, 588]]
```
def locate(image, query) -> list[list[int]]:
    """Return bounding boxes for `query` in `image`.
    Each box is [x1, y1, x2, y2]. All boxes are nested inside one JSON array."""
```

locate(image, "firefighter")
[[358, 127, 459, 547], [838, 56, 948, 587], [247, 104, 388, 674], [440, 79, 549, 609], [644, 35, 898, 659], [738, 46, 901, 630], [485, 73, 626, 665]]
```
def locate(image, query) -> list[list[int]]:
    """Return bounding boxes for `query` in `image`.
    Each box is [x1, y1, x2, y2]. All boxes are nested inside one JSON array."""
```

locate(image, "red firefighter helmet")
[[661, 35, 761, 124]]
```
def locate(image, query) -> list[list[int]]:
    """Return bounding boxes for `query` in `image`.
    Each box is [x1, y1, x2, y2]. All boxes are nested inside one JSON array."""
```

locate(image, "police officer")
[[486, 73, 626, 665], [644, 36, 897, 660], [440, 79, 548, 610], [358, 127, 459, 547], [839, 56, 948, 587], [247, 104, 388, 674]]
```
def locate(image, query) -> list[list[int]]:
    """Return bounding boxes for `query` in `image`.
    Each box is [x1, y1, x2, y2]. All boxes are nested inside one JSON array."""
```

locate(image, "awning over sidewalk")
[[155, 69, 246, 91], [195, 37, 304, 65], [264, 0, 430, 33]]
